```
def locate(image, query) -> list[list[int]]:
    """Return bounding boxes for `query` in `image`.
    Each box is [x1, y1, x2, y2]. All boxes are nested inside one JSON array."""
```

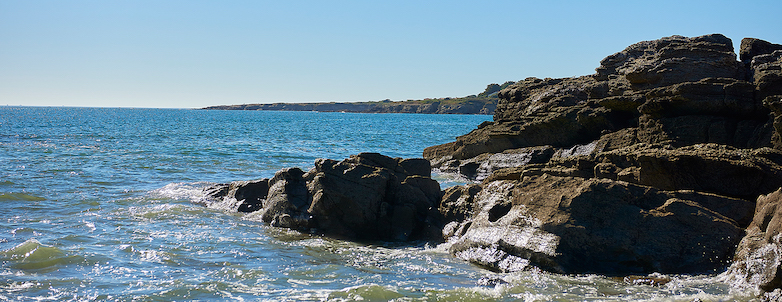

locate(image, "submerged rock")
[[203, 153, 443, 242]]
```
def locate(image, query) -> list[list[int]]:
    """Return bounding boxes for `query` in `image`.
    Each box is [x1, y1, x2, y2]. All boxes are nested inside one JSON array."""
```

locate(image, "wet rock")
[[202, 179, 269, 212], [436, 146, 556, 181], [207, 153, 443, 242], [261, 168, 311, 228], [724, 188, 782, 295], [305, 154, 443, 241], [445, 175, 751, 274]]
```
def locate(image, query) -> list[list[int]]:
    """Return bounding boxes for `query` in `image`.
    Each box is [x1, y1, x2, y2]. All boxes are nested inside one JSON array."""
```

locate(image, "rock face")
[[442, 175, 752, 274], [204, 153, 443, 242], [424, 34, 782, 294]]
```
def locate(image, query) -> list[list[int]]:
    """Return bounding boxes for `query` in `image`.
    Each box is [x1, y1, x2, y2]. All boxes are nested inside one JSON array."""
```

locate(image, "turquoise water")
[[0, 107, 755, 301]]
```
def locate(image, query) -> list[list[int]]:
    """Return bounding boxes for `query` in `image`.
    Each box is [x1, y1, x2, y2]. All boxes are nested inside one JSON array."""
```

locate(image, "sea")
[[0, 107, 758, 301]]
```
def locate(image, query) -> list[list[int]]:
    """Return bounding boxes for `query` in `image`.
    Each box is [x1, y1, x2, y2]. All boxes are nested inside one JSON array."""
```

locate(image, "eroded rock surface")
[[204, 153, 443, 242], [424, 34, 782, 296], [443, 174, 752, 274]]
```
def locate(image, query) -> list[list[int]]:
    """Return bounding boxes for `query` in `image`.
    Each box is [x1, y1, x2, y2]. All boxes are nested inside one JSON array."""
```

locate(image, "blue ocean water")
[[0, 107, 754, 301]]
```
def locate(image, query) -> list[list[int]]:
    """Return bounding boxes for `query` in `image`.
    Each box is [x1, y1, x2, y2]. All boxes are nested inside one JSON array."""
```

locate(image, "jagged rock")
[[424, 77, 619, 162], [421, 34, 782, 296], [445, 175, 752, 274], [304, 154, 442, 240], [440, 184, 482, 224], [765, 96, 782, 150], [740, 38, 782, 64], [261, 168, 311, 228], [723, 188, 782, 296], [752, 50, 782, 102], [424, 34, 775, 167], [595, 34, 743, 89], [203, 153, 443, 242]]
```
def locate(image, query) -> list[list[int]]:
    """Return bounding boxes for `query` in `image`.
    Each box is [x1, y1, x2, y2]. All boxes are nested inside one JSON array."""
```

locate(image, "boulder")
[[304, 154, 442, 240], [202, 153, 443, 242], [261, 168, 311, 228]]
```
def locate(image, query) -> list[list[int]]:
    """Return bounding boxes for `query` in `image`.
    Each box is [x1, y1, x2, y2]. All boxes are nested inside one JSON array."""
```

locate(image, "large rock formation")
[[204, 153, 443, 242], [424, 34, 782, 295], [203, 33, 782, 298]]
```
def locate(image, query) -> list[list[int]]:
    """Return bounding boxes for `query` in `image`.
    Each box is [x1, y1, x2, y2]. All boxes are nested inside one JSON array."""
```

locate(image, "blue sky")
[[2, 1, 781, 108]]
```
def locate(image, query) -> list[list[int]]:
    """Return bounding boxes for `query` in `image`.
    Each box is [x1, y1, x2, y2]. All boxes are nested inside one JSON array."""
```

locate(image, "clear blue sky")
[[2, 0, 781, 108]]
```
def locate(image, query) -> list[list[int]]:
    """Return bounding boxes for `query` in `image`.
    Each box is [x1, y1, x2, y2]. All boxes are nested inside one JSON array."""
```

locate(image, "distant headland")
[[200, 82, 515, 115]]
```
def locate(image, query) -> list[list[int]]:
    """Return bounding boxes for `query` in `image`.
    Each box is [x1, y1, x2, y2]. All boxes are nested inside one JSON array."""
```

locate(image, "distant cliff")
[[200, 82, 515, 115]]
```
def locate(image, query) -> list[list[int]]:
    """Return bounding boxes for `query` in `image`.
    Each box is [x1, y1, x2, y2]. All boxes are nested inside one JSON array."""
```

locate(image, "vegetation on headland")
[[201, 81, 515, 115]]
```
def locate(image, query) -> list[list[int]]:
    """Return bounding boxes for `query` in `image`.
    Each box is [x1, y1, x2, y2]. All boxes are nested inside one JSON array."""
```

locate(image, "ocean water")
[[0, 107, 757, 301]]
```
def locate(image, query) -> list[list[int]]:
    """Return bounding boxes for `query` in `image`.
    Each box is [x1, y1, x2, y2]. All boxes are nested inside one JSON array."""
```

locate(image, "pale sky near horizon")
[[2, 1, 781, 109]]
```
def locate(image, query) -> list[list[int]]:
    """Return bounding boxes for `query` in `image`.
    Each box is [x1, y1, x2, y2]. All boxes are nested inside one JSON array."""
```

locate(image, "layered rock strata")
[[424, 34, 782, 296]]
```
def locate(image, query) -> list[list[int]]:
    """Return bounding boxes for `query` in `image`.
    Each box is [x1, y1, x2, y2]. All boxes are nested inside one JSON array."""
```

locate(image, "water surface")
[[0, 107, 756, 300]]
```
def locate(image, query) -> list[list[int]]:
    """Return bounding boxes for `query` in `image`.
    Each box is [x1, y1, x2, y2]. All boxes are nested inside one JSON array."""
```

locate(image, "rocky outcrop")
[[423, 34, 782, 296], [424, 34, 775, 165], [203, 34, 782, 298], [204, 153, 443, 242]]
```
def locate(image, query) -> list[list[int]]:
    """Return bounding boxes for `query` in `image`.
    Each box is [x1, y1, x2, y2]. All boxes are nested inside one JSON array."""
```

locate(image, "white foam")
[[149, 182, 212, 203]]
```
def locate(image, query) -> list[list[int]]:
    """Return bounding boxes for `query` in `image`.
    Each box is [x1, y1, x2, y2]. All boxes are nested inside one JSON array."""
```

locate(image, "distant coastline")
[[200, 82, 514, 115]]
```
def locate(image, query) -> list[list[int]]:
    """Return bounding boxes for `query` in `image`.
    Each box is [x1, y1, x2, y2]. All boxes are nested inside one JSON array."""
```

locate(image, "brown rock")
[[593, 144, 782, 200], [752, 50, 782, 102], [740, 38, 782, 63], [596, 34, 742, 89], [445, 175, 751, 274]]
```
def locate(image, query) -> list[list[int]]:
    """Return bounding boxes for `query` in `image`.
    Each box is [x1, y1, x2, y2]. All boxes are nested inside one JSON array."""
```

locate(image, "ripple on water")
[[0, 239, 84, 272]]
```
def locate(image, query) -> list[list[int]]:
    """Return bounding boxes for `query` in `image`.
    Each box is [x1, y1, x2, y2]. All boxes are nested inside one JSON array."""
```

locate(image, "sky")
[[2, 1, 781, 109]]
